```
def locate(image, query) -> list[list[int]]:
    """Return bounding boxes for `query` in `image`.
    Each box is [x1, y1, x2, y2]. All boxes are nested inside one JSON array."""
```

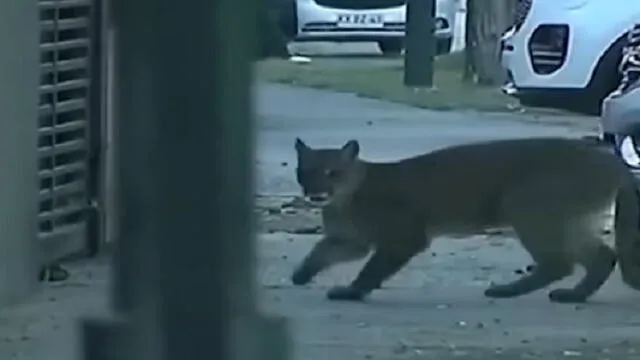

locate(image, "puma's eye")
[[324, 169, 340, 178]]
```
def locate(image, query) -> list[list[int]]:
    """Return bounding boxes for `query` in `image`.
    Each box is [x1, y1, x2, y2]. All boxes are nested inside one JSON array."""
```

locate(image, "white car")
[[276, 0, 458, 55], [500, 0, 640, 115]]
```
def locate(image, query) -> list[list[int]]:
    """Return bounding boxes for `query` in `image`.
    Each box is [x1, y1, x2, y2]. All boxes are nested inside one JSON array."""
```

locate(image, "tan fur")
[[291, 137, 640, 303]]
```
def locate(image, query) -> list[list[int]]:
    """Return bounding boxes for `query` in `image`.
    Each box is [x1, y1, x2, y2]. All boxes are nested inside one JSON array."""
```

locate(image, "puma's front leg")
[[326, 244, 420, 301], [291, 236, 370, 285]]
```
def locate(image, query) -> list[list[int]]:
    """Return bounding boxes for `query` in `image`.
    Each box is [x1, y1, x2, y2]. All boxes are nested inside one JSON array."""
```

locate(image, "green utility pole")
[[83, 0, 291, 359], [403, 0, 436, 87]]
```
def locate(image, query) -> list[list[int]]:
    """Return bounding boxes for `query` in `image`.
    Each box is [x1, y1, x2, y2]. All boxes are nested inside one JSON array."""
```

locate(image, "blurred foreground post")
[[0, 0, 39, 308], [83, 0, 291, 359], [404, 0, 436, 87]]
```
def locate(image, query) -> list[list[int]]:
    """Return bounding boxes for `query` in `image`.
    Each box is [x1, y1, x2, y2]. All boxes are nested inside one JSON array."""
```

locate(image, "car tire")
[[436, 37, 452, 55], [378, 39, 403, 56], [579, 35, 627, 115]]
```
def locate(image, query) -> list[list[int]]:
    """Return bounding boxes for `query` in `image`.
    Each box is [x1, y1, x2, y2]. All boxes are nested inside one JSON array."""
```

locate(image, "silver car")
[[276, 0, 458, 55], [599, 23, 640, 173], [600, 84, 640, 174]]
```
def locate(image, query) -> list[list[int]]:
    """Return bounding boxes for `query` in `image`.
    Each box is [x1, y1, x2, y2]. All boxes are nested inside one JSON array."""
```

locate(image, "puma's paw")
[[483, 284, 521, 298], [39, 264, 69, 282], [291, 269, 313, 286], [292, 263, 319, 286], [326, 285, 366, 301], [548, 288, 588, 303]]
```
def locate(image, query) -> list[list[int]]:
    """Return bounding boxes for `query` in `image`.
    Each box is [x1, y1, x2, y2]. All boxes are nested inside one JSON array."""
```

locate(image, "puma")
[[290, 137, 640, 303]]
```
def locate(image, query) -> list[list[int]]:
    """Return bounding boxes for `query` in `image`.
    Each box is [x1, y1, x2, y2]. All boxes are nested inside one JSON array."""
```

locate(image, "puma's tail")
[[614, 175, 640, 290]]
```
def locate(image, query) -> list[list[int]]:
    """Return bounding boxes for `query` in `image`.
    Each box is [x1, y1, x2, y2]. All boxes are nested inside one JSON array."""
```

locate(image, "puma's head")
[[294, 138, 361, 205]]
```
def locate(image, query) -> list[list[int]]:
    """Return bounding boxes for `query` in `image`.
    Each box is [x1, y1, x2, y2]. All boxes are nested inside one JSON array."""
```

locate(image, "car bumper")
[[595, 84, 640, 176], [601, 86, 640, 135], [500, 24, 577, 92], [295, 1, 454, 41], [500, 1, 611, 92], [500, 77, 590, 105]]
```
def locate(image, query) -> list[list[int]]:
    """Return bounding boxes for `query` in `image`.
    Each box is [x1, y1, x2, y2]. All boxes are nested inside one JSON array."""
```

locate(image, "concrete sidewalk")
[[2, 83, 637, 360], [4, 232, 640, 360]]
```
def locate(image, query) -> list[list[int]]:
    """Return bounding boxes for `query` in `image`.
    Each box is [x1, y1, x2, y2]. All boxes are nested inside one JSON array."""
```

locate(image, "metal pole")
[[404, 0, 436, 87], [86, 0, 106, 256], [0, 0, 39, 307]]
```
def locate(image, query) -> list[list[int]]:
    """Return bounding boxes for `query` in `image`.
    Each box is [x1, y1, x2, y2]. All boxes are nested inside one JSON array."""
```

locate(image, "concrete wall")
[[0, 1, 40, 307]]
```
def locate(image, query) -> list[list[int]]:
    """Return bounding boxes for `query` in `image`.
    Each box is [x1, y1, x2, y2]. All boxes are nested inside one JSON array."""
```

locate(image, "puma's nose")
[[309, 195, 327, 202]]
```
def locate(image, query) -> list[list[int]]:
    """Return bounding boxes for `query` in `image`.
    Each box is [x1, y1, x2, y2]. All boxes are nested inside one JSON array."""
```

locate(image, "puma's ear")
[[295, 137, 310, 154], [341, 139, 360, 160]]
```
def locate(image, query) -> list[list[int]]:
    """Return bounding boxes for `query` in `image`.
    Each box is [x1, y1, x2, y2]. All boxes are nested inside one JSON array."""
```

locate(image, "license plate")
[[336, 14, 384, 28]]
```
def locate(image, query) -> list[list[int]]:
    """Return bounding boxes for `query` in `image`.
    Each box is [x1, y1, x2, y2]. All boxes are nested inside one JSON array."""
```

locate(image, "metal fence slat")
[[39, 99, 87, 116], [40, 79, 90, 94], [38, 139, 87, 158], [39, 120, 86, 137], [41, 18, 89, 31], [39, 181, 86, 200], [40, 39, 90, 52], [39, 0, 92, 10], [37, 0, 95, 262], [39, 163, 86, 178], [41, 58, 89, 73]]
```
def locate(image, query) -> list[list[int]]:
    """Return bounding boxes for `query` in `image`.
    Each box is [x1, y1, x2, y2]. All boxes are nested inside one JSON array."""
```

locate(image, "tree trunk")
[[462, 0, 475, 82], [464, 0, 515, 85], [255, 0, 290, 60]]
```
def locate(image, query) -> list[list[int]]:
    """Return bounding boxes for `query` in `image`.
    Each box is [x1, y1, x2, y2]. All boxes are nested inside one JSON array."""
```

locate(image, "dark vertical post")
[[0, 0, 39, 307], [83, 0, 293, 359], [82, 317, 128, 360], [83, 0, 293, 357], [110, 0, 240, 357], [463, 0, 475, 82], [403, 0, 436, 87], [86, 0, 105, 256], [102, 0, 118, 253]]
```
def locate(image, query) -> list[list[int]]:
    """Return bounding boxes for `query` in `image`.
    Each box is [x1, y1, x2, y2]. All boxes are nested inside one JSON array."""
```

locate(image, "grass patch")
[[255, 52, 521, 112]]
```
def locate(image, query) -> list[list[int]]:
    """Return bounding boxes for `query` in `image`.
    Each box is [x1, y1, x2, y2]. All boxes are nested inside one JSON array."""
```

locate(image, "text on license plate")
[[336, 14, 384, 28]]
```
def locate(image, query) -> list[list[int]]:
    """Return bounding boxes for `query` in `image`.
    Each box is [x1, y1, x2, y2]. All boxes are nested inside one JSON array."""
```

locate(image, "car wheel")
[[378, 40, 403, 56], [579, 35, 627, 115], [616, 134, 640, 169], [436, 37, 452, 55]]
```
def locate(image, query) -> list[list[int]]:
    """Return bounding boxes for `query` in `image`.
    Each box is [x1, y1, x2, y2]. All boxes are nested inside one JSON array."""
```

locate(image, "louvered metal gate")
[[38, 0, 103, 264]]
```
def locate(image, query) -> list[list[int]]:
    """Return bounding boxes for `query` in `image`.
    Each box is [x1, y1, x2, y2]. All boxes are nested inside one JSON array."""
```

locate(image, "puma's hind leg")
[[547, 223, 617, 303], [485, 187, 576, 299]]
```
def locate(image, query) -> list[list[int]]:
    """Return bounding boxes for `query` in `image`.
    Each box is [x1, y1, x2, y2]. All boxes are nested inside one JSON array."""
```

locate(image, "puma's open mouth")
[[305, 193, 330, 206]]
